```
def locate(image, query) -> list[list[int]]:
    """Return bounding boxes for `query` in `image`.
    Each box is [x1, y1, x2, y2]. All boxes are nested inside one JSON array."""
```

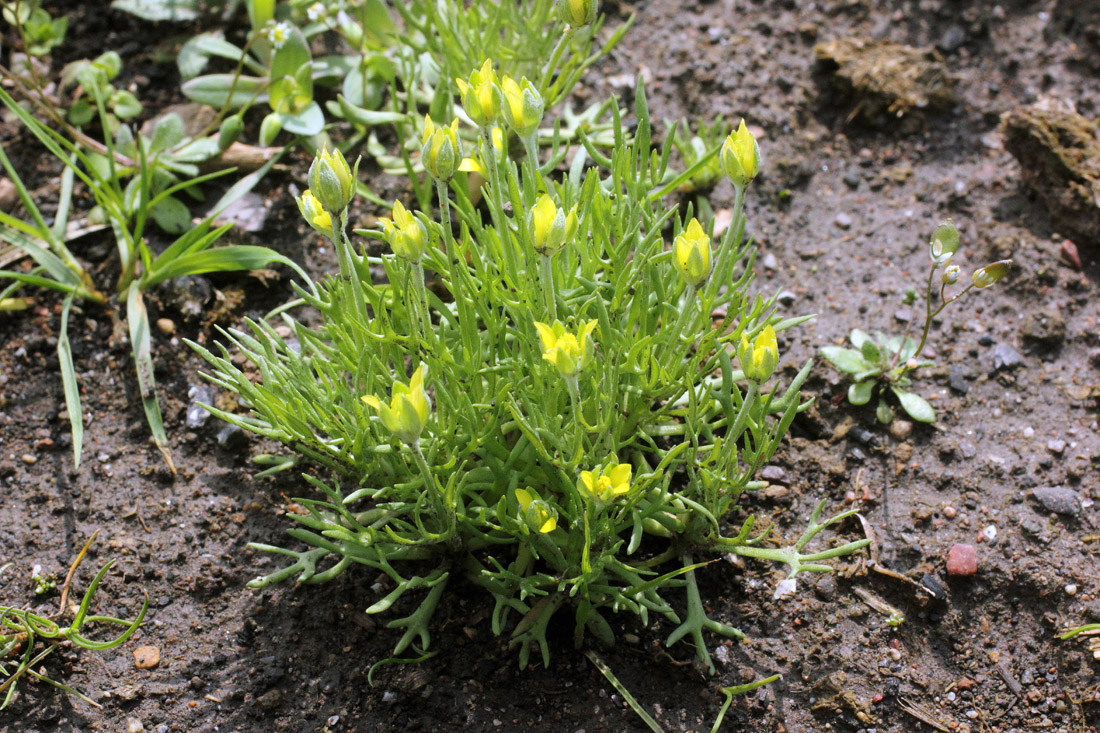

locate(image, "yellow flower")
[[308, 146, 355, 214], [515, 488, 557, 533], [528, 194, 578, 256], [672, 217, 711, 288], [719, 119, 760, 189], [379, 200, 428, 262], [296, 189, 333, 236], [500, 75, 543, 138], [737, 324, 778, 382], [971, 260, 1011, 289], [558, 0, 598, 27], [457, 126, 503, 176], [455, 59, 500, 128], [579, 463, 631, 505], [421, 115, 462, 181], [361, 363, 431, 444], [533, 319, 598, 379]]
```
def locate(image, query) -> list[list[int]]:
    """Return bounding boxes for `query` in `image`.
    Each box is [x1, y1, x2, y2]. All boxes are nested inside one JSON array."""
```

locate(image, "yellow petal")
[[533, 321, 557, 351], [539, 515, 557, 533]]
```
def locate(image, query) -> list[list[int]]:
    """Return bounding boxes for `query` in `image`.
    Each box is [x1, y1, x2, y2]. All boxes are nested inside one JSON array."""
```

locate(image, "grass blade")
[[58, 293, 84, 467], [126, 283, 174, 472], [584, 650, 663, 732]]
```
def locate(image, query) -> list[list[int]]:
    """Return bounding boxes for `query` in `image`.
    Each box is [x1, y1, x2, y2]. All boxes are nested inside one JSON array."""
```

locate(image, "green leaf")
[[111, 0, 201, 21], [126, 283, 171, 469], [876, 399, 894, 424], [820, 346, 873, 374], [330, 95, 405, 127], [181, 74, 266, 108], [144, 245, 309, 288], [848, 380, 873, 406], [58, 294, 84, 467], [270, 25, 311, 81], [279, 101, 324, 136], [111, 90, 143, 119], [150, 195, 191, 234], [177, 32, 246, 79], [892, 387, 935, 423], [849, 328, 871, 349], [860, 338, 880, 364], [150, 113, 185, 153]]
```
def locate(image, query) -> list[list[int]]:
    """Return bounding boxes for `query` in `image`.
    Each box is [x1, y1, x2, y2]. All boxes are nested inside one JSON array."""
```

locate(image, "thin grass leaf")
[[142, 245, 312, 289], [58, 294, 84, 467], [584, 651, 663, 732], [126, 283, 174, 472]]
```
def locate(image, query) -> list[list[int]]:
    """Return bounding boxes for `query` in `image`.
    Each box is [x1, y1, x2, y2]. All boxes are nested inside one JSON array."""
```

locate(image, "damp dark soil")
[[3, 1, 1100, 731]]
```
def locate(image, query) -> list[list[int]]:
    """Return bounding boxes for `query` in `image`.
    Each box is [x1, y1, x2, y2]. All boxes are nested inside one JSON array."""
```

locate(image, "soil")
[[3, 0, 1100, 731]]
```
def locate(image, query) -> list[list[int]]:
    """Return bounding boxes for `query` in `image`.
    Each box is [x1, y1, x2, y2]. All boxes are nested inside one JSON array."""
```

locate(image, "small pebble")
[[946, 543, 978, 576], [21, 454, 36, 465], [943, 506, 957, 519], [156, 318, 176, 335], [1031, 486, 1081, 516], [1047, 439, 1066, 455], [889, 420, 913, 440], [990, 343, 1023, 371], [1066, 584, 1078, 596], [133, 645, 160, 669], [834, 212, 853, 229]]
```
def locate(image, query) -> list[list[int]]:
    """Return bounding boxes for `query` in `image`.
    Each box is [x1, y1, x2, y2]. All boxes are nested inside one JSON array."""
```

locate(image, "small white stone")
[[982, 525, 997, 541], [1066, 584, 1078, 596]]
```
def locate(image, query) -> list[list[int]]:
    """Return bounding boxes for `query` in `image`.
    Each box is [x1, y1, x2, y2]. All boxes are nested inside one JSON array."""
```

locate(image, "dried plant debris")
[[814, 38, 957, 127], [1002, 99, 1100, 249]]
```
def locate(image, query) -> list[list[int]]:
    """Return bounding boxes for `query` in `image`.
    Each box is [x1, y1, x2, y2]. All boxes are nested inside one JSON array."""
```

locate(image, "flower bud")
[[928, 220, 959, 267], [217, 114, 244, 151], [308, 146, 355, 214], [558, 0, 598, 27], [534, 319, 598, 379], [296, 189, 332, 236], [455, 60, 500, 128], [515, 488, 557, 534], [361, 363, 431, 445], [528, 194, 577, 256], [719, 119, 760, 189], [500, 75, 543, 138], [941, 264, 960, 284], [258, 112, 282, 147], [737, 324, 779, 382], [421, 115, 462, 182], [672, 217, 711, 289], [971, 260, 1011, 288], [379, 200, 428, 262]]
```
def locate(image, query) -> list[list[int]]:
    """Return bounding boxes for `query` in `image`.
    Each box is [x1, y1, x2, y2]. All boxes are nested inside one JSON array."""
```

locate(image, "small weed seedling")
[[821, 220, 1011, 424], [0, 538, 148, 710]]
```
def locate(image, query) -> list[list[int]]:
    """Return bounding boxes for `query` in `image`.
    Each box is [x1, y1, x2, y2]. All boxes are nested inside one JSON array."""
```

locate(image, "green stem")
[[410, 440, 452, 533], [331, 210, 366, 319], [539, 254, 556, 320], [706, 184, 744, 302], [481, 126, 517, 277], [668, 284, 696, 344], [539, 29, 571, 93], [566, 376, 585, 463], [412, 259, 431, 349], [522, 132, 541, 183]]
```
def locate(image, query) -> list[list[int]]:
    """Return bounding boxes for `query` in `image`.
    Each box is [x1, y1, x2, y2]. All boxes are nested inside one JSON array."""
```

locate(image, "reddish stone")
[[946, 543, 978, 576], [1060, 240, 1082, 271]]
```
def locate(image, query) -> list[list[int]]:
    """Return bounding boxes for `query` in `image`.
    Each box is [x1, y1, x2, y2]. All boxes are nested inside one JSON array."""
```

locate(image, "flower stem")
[[410, 440, 452, 534], [539, 254, 556, 320]]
